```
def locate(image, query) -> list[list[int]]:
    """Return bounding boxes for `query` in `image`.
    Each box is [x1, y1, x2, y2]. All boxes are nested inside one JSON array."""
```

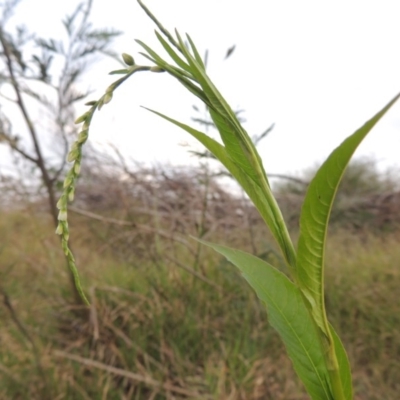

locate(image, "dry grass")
[[0, 166, 399, 399]]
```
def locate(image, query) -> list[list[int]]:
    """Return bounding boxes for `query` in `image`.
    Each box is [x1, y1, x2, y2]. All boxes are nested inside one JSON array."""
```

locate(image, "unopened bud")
[[105, 83, 117, 94], [56, 196, 66, 210], [55, 223, 63, 235], [67, 148, 79, 162], [63, 174, 73, 188], [150, 66, 165, 73], [75, 112, 89, 124], [122, 53, 135, 66], [77, 130, 88, 144], [58, 210, 67, 221], [103, 92, 113, 104], [68, 187, 75, 202], [74, 162, 81, 175]]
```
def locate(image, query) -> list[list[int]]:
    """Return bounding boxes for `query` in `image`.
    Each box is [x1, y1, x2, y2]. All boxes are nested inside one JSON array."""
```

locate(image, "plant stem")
[[329, 368, 346, 400]]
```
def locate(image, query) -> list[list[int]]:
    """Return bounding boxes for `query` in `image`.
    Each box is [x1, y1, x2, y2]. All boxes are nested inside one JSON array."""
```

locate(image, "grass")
[[1, 179, 399, 399], [325, 231, 400, 399]]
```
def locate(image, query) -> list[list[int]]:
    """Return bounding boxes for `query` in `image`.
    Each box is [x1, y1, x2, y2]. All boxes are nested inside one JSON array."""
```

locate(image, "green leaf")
[[143, 108, 297, 272], [296, 92, 400, 397], [139, 31, 297, 273], [167, 33, 296, 272], [109, 69, 129, 75], [168, 32, 263, 184], [136, 41, 210, 106], [297, 92, 400, 335], [185, 33, 206, 70], [154, 31, 192, 72], [198, 241, 334, 400], [208, 107, 260, 183]]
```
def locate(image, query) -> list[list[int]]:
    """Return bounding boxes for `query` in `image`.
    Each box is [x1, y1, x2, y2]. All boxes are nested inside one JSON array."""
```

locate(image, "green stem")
[[258, 175, 297, 277], [326, 342, 346, 400], [329, 368, 346, 400]]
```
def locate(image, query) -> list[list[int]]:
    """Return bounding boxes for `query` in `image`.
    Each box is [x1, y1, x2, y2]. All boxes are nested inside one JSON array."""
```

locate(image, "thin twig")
[[0, 28, 59, 226], [89, 286, 99, 342], [1, 287, 49, 394], [0, 363, 24, 385], [164, 254, 224, 293], [54, 350, 212, 399], [269, 173, 308, 186], [69, 205, 195, 252]]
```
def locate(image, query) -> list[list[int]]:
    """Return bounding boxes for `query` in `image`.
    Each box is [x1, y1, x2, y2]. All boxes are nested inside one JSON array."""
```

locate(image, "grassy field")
[[0, 171, 399, 399]]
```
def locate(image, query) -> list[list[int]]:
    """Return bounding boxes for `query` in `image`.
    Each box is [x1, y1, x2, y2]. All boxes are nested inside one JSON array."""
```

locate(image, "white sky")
[[5, 0, 400, 177]]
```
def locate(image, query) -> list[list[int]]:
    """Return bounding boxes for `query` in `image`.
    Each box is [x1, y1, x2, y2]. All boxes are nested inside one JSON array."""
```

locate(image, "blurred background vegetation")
[[1, 1, 400, 399]]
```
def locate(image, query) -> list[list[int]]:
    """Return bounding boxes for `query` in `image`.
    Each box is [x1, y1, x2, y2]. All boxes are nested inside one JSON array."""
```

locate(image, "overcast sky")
[[7, 0, 400, 177]]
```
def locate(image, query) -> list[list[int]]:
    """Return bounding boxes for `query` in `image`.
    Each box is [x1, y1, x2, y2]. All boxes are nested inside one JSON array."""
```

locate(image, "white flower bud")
[[63, 175, 73, 188], [67, 148, 79, 162], [74, 162, 81, 175], [68, 188, 75, 202], [55, 223, 63, 235], [56, 196, 66, 210], [58, 210, 67, 221]]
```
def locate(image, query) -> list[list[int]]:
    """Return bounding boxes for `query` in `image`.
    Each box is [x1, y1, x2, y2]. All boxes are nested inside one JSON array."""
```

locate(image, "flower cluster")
[[55, 53, 154, 304]]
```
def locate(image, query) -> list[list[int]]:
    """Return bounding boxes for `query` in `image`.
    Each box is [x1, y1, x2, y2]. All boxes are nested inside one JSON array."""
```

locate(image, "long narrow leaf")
[[142, 32, 296, 272], [176, 32, 242, 133], [198, 242, 334, 400], [155, 31, 192, 72], [297, 92, 400, 333], [136, 41, 211, 107], [184, 33, 206, 70], [143, 108, 297, 272], [174, 32, 261, 169], [297, 92, 400, 396], [209, 107, 260, 183], [168, 33, 297, 272]]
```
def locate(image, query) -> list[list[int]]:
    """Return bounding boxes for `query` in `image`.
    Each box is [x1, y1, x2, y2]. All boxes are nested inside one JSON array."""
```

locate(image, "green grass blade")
[[198, 241, 334, 400]]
